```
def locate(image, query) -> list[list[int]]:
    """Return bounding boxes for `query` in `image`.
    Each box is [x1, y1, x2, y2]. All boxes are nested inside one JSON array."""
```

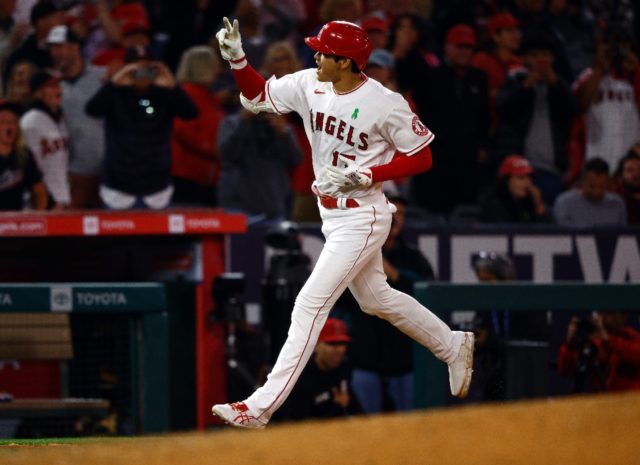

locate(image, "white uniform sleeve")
[[380, 97, 434, 156], [20, 112, 71, 205], [264, 69, 312, 115]]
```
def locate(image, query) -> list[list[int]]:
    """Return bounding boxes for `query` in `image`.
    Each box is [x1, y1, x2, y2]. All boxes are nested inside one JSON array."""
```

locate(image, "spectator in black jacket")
[[493, 32, 577, 205], [480, 154, 551, 223], [86, 46, 198, 209], [349, 194, 435, 413], [410, 24, 490, 214], [274, 318, 363, 422]]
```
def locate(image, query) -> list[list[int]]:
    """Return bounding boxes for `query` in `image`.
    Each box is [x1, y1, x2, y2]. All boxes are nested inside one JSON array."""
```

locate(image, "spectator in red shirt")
[[472, 12, 523, 131], [559, 311, 640, 393], [170, 46, 225, 207], [91, 0, 150, 76]]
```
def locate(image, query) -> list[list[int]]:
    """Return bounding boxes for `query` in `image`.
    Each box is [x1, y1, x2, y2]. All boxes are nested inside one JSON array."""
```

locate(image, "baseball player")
[[212, 18, 475, 429]]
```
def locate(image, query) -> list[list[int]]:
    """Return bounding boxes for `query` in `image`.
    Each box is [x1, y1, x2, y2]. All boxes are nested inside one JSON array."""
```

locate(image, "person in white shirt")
[[19, 71, 71, 209], [47, 24, 106, 208]]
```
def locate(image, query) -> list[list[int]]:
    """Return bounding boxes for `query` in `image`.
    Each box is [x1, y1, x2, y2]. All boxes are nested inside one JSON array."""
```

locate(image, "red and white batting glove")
[[327, 155, 373, 189], [216, 17, 246, 68]]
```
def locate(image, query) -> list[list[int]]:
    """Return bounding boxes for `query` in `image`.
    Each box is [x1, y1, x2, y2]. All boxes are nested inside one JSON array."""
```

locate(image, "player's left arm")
[[369, 146, 432, 182], [327, 146, 432, 188], [327, 101, 434, 188]]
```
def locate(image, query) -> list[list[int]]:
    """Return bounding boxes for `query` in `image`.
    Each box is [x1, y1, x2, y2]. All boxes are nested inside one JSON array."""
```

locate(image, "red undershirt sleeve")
[[231, 62, 267, 100], [370, 146, 433, 182]]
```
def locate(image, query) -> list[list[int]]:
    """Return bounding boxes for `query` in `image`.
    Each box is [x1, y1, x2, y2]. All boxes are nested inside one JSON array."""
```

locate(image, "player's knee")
[[356, 288, 399, 316], [294, 293, 335, 315]]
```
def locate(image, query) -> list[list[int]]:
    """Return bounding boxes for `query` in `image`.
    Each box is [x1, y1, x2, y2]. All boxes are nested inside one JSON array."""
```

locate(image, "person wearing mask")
[[479, 154, 551, 223], [553, 157, 626, 226], [47, 25, 106, 208], [86, 46, 198, 210], [20, 71, 71, 209], [0, 99, 47, 210]]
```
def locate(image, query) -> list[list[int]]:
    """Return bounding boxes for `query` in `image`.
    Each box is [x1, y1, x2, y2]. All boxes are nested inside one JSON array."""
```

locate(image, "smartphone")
[[133, 66, 158, 81]]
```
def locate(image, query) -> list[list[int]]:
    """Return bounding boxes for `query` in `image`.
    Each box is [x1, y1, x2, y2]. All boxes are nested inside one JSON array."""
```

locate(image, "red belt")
[[319, 195, 360, 209]]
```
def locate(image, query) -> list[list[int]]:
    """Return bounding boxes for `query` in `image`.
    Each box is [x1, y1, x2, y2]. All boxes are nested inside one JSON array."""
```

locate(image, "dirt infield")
[[2, 392, 639, 465]]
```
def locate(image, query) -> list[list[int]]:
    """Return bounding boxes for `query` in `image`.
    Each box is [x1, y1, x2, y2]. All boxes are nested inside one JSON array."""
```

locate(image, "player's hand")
[[327, 155, 372, 189], [216, 17, 244, 61]]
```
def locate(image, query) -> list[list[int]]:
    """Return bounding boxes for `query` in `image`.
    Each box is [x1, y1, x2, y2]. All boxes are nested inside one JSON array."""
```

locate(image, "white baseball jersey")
[[236, 69, 463, 424], [264, 69, 434, 197], [576, 70, 640, 171], [20, 108, 71, 205]]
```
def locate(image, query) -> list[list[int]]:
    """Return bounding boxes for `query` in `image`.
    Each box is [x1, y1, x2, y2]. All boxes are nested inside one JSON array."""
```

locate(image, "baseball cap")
[[487, 13, 519, 36], [361, 16, 389, 33], [112, 3, 150, 36], [367, 48, 394, 70], [498, 155, 534, 177], [122, 20, 150, 37], [318, 318, 351, 343], [46, 25, 80, 45], [30, 1, 60, 25], [29, 71, 60, 93], [446, 24, 477, 47]]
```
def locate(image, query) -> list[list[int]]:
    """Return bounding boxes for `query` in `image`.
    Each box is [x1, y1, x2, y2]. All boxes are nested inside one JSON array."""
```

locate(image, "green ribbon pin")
[[351, 108, 359, 120]]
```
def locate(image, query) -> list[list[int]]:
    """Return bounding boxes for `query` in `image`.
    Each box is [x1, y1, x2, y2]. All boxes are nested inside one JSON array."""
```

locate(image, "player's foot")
[[448, 331, 474, 398], [211, 401, 267, 429]]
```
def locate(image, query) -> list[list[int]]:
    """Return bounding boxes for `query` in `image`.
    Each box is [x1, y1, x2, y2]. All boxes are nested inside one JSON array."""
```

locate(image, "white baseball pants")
[[245, 193, 463, 422]]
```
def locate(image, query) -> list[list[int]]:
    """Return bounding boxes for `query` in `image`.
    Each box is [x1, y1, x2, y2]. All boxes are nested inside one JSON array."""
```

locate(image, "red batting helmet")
[[304, 21, 373, 71]]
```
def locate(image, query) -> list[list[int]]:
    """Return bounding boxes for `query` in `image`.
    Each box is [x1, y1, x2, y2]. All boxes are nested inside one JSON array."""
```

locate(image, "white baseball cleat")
[[448, 331, 475, 398], [211, 401, 267, 429]]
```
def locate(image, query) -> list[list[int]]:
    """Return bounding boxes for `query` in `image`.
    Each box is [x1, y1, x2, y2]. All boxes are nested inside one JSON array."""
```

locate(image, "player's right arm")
[[216, 17, 270, 113], [216, 17, 307, 115]]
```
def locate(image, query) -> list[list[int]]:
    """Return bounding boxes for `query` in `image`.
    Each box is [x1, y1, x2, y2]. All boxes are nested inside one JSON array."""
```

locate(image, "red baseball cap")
[[318, 318, 351, 343], [498, 155, 534, 177], [487, 13, 519, 36], [361, 16, 389, 33], [446, 24, 476, 47]]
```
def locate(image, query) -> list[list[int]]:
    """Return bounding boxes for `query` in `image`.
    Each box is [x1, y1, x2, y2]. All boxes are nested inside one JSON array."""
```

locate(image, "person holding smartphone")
[[86, 46, 198, 209]]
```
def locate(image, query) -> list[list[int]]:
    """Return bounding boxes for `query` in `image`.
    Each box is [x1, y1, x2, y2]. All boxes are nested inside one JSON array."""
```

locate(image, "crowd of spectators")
[[0, 0, 638, 226]]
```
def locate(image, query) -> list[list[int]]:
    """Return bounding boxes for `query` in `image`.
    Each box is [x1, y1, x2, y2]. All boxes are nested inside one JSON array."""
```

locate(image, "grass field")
[[2, 392, 639, 465], [0, 437, 135, 446]]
